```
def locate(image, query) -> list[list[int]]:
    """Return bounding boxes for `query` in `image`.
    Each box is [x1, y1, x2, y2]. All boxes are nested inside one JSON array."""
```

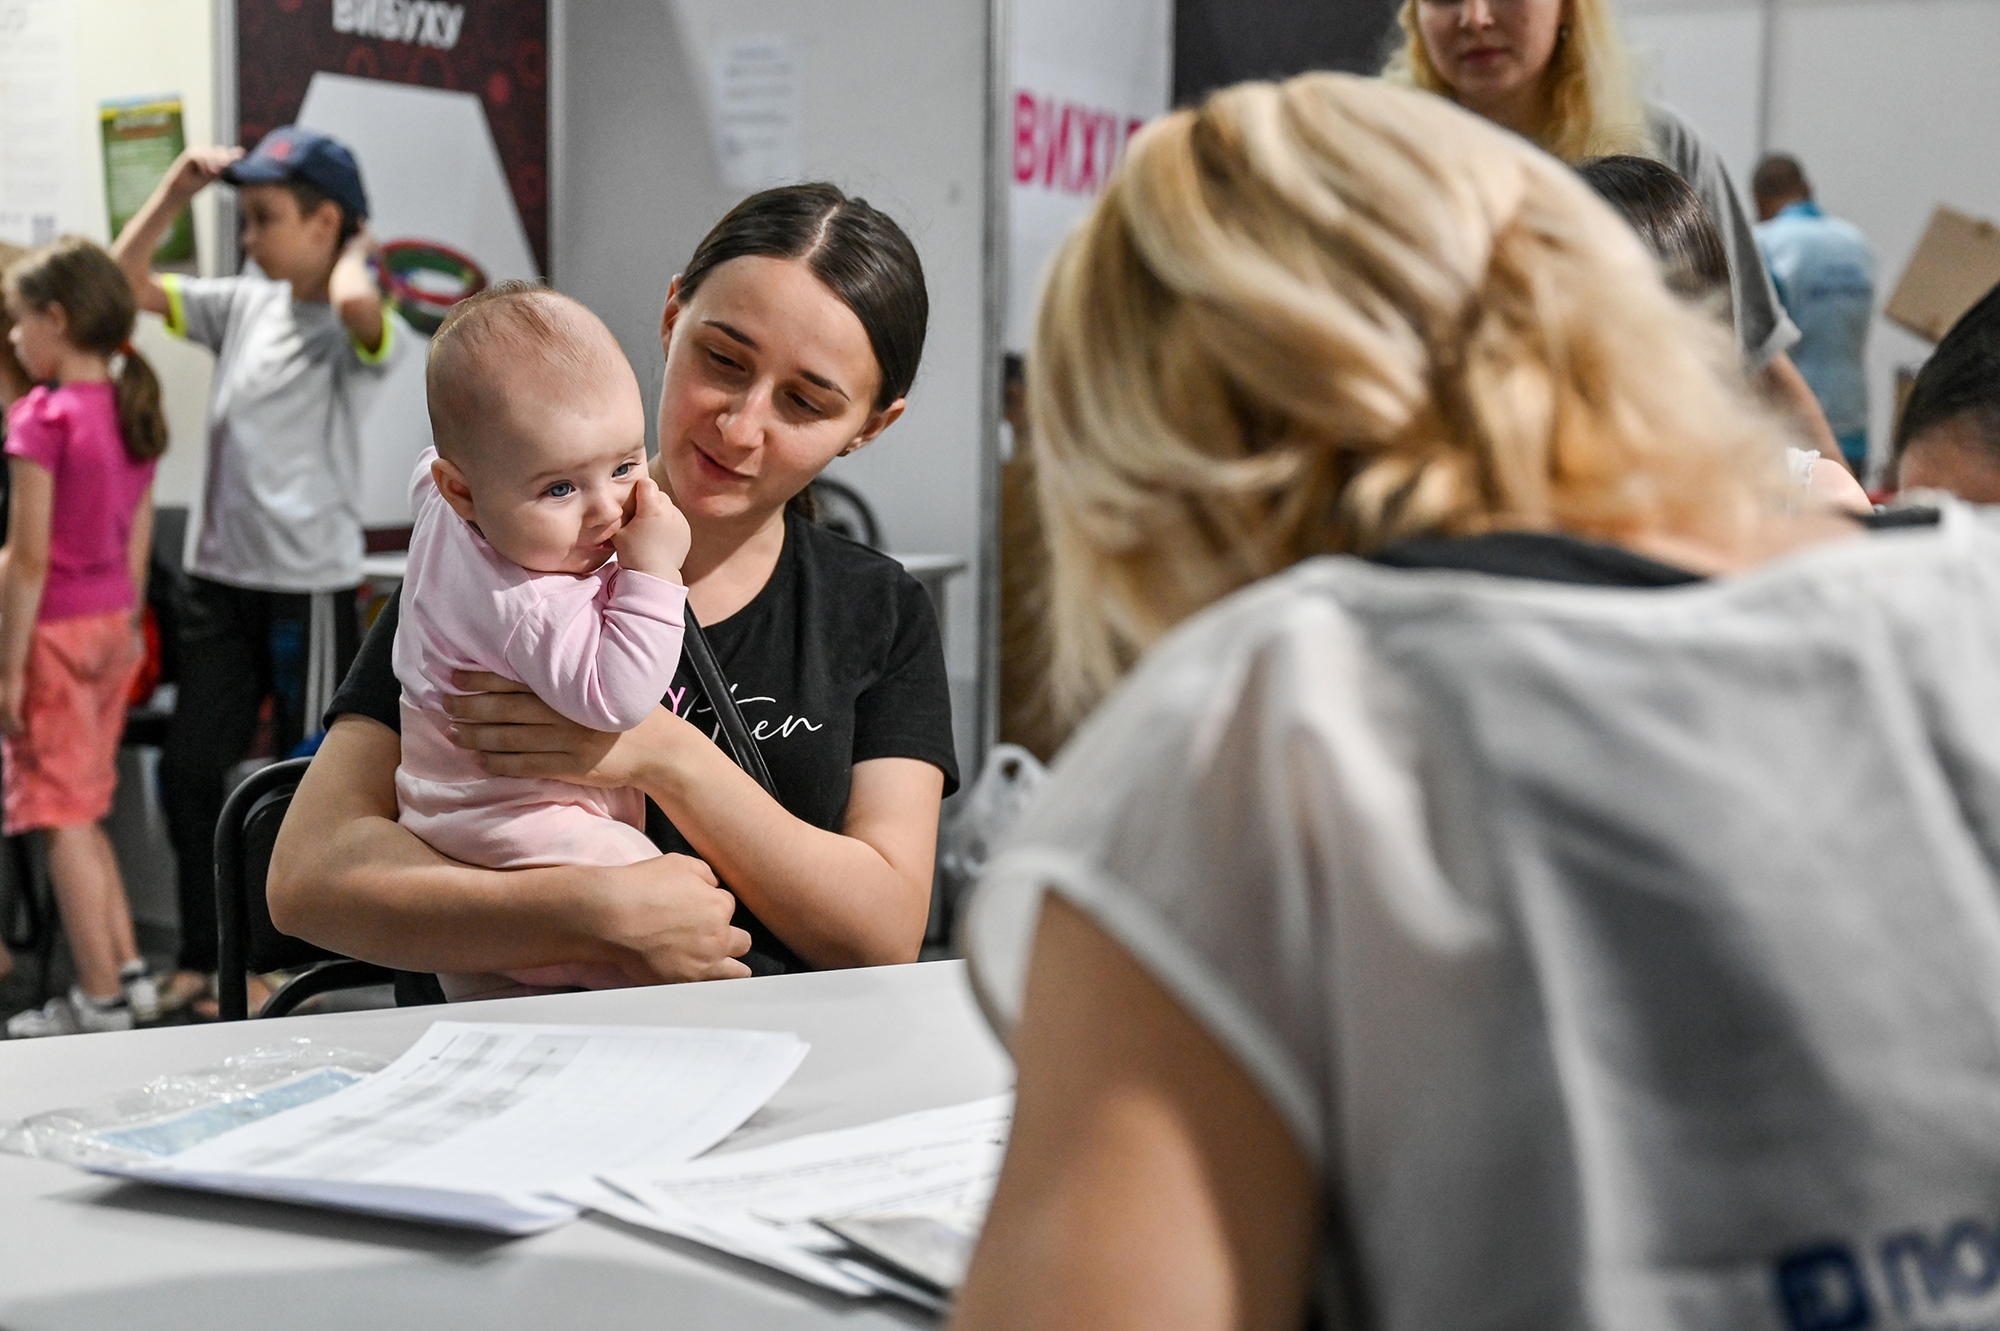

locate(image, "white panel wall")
[[68, 0, 221, 510], [1772, 0, 2000, 470], [1622, 0, 2000, 477], [553, 0, 997, 759], [1624, 5, 1763, 188]]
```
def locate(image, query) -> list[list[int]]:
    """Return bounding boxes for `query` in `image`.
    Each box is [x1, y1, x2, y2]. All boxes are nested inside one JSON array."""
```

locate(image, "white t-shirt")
[[164, 272, 411, 592], [966, 504, 2000, 1331]]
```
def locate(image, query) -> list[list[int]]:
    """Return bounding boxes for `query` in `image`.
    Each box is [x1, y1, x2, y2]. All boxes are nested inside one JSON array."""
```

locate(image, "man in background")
[[1754, 153, 1876, 477]]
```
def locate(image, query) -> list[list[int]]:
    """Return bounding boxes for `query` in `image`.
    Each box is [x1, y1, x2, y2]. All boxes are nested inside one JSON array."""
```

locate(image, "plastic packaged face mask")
[[0, 1038, 388, 1170]]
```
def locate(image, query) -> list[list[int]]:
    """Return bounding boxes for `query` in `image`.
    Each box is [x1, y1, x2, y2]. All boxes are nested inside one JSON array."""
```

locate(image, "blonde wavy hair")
[[1031, 74, 1787, 723], [1381, 0, 1649, 161]]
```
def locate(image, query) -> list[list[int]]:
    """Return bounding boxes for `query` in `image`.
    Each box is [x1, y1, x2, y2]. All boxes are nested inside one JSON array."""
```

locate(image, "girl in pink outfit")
[[1, 237, 166, 1037], [394, 283, 690, 999]]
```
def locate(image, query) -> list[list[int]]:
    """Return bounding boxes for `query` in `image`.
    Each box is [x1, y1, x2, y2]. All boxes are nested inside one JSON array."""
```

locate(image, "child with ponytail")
[[1, 236, 166, 1037]]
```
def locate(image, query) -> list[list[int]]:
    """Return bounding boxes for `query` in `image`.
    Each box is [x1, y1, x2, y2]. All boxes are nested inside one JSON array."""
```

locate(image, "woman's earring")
[[1557, 22, 1571, 43]]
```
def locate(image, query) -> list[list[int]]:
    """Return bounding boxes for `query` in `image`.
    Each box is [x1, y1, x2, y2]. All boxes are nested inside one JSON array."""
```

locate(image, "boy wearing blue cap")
[[111, 126, 411, 1015]]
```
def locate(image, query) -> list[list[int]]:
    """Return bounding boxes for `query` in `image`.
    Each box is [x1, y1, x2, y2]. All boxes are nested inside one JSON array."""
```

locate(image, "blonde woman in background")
[[1381, 0, 1842, 459], [951, 74, 2000, 1330]]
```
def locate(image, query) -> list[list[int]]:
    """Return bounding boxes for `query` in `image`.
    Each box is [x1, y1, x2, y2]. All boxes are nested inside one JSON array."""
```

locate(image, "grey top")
[[966, 504, 2000, 1331], [1646, 103, 1800, 368], [165, 273, 411, 593]]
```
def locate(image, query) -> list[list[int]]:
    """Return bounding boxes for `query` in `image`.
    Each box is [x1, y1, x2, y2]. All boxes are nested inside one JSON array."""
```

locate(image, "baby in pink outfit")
[[393, 283, 690, 999]]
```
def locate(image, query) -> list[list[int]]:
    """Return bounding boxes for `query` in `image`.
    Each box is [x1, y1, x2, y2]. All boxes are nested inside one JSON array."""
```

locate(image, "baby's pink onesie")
[[392, 448, 686, 999]]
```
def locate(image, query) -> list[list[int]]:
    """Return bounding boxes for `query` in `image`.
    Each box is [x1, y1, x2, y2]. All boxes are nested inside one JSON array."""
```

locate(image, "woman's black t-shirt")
[[328, 511, 961, 975]]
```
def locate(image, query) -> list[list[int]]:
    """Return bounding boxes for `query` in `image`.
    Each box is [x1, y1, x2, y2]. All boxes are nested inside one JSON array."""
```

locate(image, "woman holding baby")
[[268, 184, 957, 987]]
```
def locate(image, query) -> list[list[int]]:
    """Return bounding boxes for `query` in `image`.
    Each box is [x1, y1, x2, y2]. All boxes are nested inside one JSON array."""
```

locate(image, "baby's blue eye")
[[612, 461, 636, 478], [546, 481, 576, 499]]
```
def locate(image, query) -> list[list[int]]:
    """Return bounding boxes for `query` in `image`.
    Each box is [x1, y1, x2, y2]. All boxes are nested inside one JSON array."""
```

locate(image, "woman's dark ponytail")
[[2, 234, 168, 462]]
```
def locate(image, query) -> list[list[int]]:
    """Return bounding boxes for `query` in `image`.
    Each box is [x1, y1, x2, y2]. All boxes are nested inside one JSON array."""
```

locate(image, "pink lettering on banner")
[[1013, 90, 1144, 197]]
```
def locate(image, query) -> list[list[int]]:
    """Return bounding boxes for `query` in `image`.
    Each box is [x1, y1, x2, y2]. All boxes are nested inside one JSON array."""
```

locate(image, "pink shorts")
[[2, 611, 141, 834]]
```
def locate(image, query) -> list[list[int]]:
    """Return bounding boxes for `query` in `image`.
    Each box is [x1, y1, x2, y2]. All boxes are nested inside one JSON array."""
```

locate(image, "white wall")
[[68, 0, 221, 510], [1624, 0, 2000, 477], [554, 0, 998, 758]]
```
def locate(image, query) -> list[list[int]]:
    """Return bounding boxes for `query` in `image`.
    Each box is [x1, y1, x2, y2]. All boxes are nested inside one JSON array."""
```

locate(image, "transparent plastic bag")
[[939, 743, 1047, 907], [0, 1037, 388, 1169]]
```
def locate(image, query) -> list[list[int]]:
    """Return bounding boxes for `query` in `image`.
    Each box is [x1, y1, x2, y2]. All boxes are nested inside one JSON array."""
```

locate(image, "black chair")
[[213, 757, 396, 1020], [805, 477, 882, 550]]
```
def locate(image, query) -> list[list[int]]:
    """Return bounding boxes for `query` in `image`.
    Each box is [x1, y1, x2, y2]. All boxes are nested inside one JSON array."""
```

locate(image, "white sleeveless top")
[[966, 502, 2000, 1331]]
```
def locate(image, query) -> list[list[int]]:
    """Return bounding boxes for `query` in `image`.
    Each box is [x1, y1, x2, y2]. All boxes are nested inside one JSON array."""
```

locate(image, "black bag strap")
[[682, 604, 778, 796]]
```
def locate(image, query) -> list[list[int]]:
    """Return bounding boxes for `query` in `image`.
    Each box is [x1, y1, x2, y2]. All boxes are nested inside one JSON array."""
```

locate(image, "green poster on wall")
[[101, 96, 192, 264]]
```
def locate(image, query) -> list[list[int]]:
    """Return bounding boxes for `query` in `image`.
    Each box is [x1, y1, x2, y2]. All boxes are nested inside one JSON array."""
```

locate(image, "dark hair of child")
[[1894, 281, 2000, 464], [281, 178, 361, 249], [3, 236, 169, 461], [1577, 155, 1733, 319]]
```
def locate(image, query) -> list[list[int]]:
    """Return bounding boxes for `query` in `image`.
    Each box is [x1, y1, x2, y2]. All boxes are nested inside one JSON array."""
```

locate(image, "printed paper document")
[[591, 1095, 1011, 1300], [94, 1022, 808, 1233]]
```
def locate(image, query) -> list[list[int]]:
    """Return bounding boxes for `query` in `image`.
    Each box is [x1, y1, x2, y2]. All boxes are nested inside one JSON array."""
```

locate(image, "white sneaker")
[[5, 987, 134, 1038], [6, 995, 79, 1038], [121, 963, 160, 1023]]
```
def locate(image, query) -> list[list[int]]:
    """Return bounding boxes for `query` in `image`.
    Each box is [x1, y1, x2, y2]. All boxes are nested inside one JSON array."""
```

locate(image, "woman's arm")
[[443, 676, 943, 969], [647, 729, 943, 967], [1761, 352, 1841, 460], [0, 458, 53, 734], [267, 713, 754, 981], [951, 895, 1318, 1331]]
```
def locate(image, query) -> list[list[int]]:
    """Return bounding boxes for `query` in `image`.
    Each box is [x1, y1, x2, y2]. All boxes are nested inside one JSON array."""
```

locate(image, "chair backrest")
[[806, 477, 882, 550], [213, 757, 342, 1019]]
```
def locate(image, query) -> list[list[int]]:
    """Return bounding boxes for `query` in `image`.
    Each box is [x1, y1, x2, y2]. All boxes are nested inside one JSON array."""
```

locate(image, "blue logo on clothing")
[[1880, 1220, 2000, 1312], [1777, 1243, 1874, 1331], [1774, 1216, 2000, 1331]]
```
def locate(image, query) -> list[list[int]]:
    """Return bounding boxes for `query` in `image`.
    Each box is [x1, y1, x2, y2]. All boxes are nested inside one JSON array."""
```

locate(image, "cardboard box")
[[1885, 205, 2000, 342]]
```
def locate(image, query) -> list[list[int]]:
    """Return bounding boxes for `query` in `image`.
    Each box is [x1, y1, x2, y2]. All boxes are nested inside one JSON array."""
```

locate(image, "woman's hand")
[[591, 852, 753, 983], [1808, 456, 1873, 515], [271, 714, 750, 983], [443, 670, 676, 789]]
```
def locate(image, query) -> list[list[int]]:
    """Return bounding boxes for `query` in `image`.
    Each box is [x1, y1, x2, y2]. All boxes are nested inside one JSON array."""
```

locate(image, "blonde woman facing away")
[[951, 75, 2000, 1331], [1381, 0, 1839, 456]]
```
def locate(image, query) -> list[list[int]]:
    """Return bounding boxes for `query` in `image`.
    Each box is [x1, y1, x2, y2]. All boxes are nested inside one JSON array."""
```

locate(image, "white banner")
[[0, 0, 81, 248], [1007, 0, 1172, 352]]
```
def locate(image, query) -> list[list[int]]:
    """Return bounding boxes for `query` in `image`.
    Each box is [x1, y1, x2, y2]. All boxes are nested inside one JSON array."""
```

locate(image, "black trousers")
[[160, 576, 360, 971]]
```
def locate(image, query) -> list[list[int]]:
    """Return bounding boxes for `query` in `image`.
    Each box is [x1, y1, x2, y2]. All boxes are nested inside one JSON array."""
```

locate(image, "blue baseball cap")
[[223, 126, 369, 220]]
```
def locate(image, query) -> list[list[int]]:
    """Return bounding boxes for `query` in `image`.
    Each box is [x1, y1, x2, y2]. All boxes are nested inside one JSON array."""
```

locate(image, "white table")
[[0, 962, 1011, 1330]]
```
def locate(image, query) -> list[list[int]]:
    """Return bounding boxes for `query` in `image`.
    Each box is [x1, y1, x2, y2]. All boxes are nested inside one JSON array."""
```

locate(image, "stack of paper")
[[91, 1022, 808, 1234], [587, 1095, 1012, 1306]]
